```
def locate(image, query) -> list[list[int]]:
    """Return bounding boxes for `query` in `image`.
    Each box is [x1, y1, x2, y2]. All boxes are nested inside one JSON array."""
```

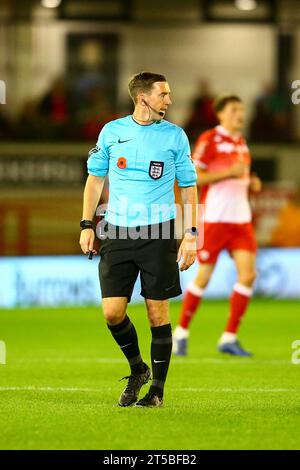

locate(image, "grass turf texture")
[[0, 299, 300, 450]]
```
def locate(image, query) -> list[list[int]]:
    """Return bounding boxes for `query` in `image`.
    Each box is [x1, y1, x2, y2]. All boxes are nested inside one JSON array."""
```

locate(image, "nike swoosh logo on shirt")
[[118, 138, 132, 144], [153, 359, 166, 364]]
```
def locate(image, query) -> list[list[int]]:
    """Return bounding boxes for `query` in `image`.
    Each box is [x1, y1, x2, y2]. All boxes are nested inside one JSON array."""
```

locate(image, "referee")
[[80, 72, 198, 407]]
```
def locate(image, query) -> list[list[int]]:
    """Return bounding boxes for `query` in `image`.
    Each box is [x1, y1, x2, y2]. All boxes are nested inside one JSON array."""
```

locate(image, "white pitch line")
[[177, 388, 299, 393], [0, 386, 299, 394], [12, 357, 291, 365]]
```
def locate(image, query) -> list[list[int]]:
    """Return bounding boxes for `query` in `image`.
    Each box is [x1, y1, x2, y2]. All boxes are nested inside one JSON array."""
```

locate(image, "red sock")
[[179, 284, 204, 329], [225, 283, 253, 334]]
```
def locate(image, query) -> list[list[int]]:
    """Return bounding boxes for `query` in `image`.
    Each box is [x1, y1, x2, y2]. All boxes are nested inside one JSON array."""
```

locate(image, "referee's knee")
[[102, 301, 127, 326], [104, 310, 126, 326]]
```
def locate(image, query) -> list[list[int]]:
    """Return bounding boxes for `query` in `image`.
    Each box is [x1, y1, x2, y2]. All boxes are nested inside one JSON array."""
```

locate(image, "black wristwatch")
[[80, 219, 93, 230], [185, 227, 198, 236]]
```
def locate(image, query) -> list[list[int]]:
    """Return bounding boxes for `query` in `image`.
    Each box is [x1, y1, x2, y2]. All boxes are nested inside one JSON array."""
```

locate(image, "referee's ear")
[[138, 93, 146, 106]]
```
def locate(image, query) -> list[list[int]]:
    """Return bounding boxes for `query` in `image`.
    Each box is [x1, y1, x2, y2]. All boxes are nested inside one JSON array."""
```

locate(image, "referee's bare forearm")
[[180, 186, 198, 229], [82, 175, 105, 220]]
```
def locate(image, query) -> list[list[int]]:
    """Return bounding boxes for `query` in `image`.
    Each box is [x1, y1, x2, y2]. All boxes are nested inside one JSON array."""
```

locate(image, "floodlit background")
[[0, 0, 300, 304], [1, 0, 300, 452]]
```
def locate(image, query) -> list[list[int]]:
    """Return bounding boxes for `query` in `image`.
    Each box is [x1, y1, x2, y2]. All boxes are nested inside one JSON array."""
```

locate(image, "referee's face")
[[147, 81, 172, 119]]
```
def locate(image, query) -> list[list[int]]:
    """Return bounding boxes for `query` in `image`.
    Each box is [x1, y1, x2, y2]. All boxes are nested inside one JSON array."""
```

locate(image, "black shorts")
[[98, 219, 181, 302]]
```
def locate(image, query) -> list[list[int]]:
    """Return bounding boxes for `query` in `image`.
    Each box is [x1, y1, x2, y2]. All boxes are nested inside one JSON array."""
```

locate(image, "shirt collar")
[[130, 115, 161, 127], [216, 125, 241, 141]]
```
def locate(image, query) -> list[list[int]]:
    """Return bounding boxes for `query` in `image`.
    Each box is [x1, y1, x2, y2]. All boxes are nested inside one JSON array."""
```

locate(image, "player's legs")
[[218, 249, 256, 356], [173, 262, 216, 356], [232, 249, 257, 288], [179, 262, 215, 328]]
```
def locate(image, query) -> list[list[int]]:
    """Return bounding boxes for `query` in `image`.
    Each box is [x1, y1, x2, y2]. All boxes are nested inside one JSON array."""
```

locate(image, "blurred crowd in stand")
[[0, 77, 292, 143], [0, 77, 119, 141], [184, 79, 291, 144]]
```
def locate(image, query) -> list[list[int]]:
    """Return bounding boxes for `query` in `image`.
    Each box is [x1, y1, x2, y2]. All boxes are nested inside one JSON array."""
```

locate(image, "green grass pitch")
[[1, 299, 300, 450]]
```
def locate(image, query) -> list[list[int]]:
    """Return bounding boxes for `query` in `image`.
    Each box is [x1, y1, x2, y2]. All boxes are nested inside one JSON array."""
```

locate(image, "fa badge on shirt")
[[149, 161, 164, 180]]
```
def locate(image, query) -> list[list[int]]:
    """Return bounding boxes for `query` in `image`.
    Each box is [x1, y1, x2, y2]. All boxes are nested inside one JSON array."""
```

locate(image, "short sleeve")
[[87, 125, 109, 177], [175, 129, 197, 187], [192, 131, 213, 170]]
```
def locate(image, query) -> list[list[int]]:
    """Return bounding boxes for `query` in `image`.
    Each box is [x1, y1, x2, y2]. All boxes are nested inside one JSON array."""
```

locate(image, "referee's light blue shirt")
[[87, 115, 197, 227]]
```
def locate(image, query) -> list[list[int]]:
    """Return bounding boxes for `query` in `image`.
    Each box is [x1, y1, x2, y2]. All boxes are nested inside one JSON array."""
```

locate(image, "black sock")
[[107, 315, 144, 375], [149, 323, 172, 398]]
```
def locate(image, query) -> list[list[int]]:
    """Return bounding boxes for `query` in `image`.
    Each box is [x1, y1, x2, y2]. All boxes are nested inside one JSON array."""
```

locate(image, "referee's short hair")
[[128, 72, 167, 104], [214, 94, 242, 113]]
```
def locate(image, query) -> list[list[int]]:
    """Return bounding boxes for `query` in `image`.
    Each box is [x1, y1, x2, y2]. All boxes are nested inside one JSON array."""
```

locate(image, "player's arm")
[[79, 127, 109, 255], [193, 133, 245, 187], [196, 163, 245, 186], [175, 129, 198, 271]]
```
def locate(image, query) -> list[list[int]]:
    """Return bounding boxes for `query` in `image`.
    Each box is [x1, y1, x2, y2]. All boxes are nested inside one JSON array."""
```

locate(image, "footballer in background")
[[173, 94, 262, 356]]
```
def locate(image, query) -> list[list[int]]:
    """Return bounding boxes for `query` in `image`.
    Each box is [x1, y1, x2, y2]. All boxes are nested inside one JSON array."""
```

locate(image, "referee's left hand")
[[176, 234, 197, 271]]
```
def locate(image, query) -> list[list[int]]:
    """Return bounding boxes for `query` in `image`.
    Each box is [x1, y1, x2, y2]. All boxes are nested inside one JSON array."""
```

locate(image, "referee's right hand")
[[79, 229, 97, 255]]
